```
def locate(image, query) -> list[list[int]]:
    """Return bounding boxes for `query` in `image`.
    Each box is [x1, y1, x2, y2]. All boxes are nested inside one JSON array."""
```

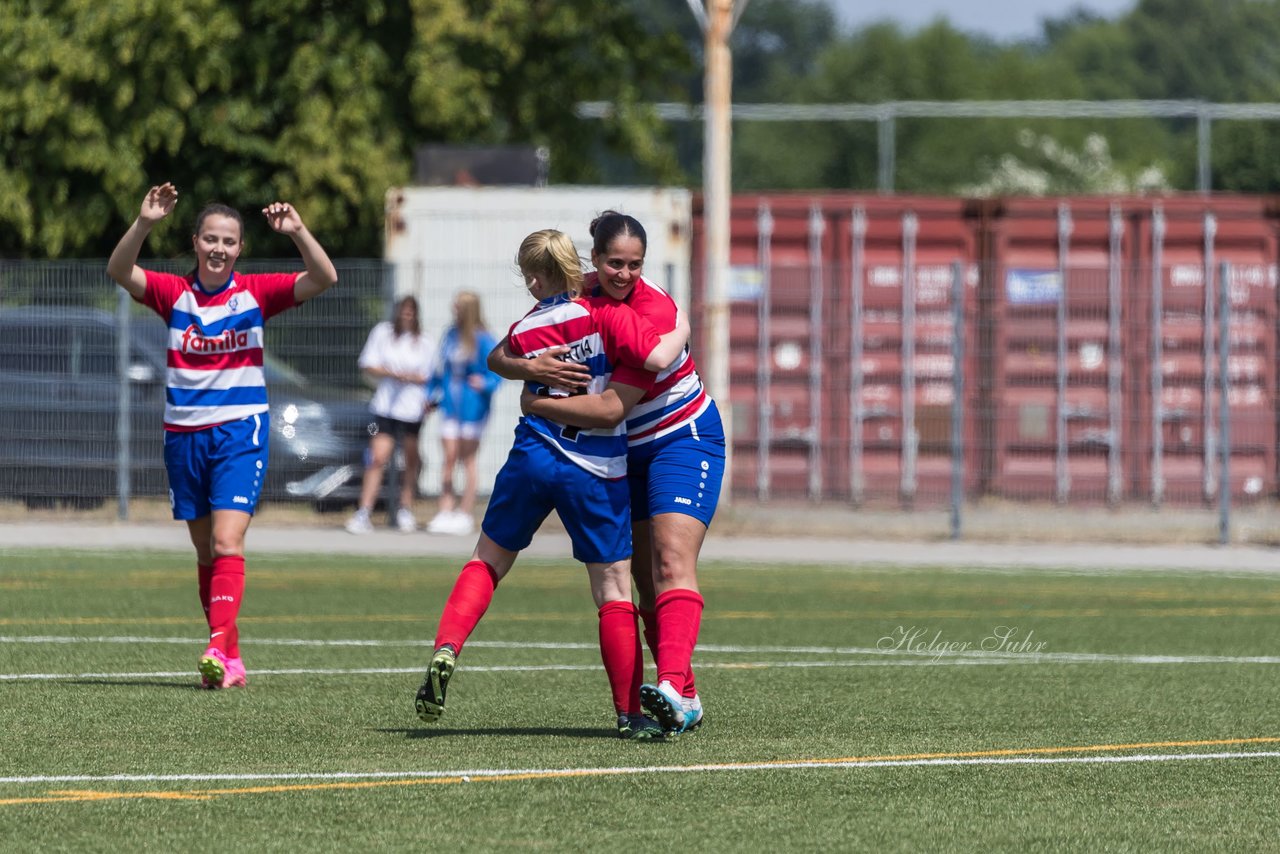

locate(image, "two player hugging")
[[416, 215, 726, 740]]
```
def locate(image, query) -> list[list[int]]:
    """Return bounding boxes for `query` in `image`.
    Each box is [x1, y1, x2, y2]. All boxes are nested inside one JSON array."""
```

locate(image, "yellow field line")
[[4, 736, 1277, 807]]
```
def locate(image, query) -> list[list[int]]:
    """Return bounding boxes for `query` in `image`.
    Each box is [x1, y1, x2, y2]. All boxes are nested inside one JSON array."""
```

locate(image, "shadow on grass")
[[379, 726, 623, 740], [63, 679, 205, 690]]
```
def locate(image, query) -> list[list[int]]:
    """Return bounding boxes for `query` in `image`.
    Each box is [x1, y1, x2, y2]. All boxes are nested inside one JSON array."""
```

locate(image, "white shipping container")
[[384, 186, 693, 502]]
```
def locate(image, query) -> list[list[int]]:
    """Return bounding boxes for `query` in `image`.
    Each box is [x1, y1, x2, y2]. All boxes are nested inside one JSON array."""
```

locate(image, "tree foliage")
[[10, 0, 1280, 259], [0, 0, 691, 258], [723, 0, 1280, 195]]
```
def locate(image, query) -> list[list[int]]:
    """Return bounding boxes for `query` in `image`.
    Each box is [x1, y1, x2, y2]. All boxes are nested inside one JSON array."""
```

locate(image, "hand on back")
[[528, 347, 590, 391]]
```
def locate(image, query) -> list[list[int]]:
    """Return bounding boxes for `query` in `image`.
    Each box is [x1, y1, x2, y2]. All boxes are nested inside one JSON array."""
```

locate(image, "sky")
[[825, 0, 1138, 41]]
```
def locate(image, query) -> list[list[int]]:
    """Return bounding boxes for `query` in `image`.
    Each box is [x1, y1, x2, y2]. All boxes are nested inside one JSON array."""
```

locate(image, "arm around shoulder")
[[645, 309, 690, 372]]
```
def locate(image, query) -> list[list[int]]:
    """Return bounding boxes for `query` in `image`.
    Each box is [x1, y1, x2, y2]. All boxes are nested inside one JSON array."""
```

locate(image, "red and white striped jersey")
[[508, 292, 658, 479], [588, 273, 711, 447], [138, 271, 299, 431]]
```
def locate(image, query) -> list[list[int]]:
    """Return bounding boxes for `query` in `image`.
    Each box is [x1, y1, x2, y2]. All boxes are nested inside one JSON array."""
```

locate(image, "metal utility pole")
[[689, 0, 744, 498]]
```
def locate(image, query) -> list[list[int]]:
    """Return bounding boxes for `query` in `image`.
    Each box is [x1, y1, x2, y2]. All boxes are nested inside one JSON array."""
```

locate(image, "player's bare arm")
[[107, 182, 178, 300], [487, 336, 590, 391], [646, 309, 690, 372], [521, 381, 646, 429], [263, 202, 338, 302]]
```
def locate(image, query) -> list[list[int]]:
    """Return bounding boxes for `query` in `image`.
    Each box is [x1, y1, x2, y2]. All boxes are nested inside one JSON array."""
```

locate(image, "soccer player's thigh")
[[643, 435, 725, 529], [164, 429, 212, 520], [207, 415, 269, 514], [553, 465, 632, 565], [482, 437, 556, 553]]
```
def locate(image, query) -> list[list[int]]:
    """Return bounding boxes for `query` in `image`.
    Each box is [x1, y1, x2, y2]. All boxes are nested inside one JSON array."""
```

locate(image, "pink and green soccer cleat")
[[222, 656, 248, 688], [198, 647, 228, 689]]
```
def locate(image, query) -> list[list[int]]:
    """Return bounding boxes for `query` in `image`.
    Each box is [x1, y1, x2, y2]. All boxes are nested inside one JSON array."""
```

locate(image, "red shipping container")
[[1129, 196, 1278, 504], [695, 193, 979, 506], [982, 197, 1137, 503]]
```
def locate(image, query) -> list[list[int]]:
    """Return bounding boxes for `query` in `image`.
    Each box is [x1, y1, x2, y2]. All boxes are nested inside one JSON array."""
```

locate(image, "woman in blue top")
[[425, 290, 501, 535]]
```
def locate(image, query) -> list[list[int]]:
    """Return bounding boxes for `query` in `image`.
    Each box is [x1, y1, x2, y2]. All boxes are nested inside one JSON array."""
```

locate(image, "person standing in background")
[[425, 291, 501, 536], [346, 295, 436, 534]]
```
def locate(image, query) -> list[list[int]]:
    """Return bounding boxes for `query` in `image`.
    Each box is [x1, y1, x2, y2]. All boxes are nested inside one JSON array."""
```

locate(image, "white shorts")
[[439, 417, 487, 441]]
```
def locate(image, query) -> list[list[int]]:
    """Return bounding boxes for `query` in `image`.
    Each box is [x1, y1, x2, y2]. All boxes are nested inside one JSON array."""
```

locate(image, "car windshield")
[[262, 353, 306, 389]]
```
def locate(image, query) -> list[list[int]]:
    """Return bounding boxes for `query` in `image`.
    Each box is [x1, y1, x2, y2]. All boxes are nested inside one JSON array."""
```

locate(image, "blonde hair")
[[452, 290, 485, 355], [518, 229, 584, 298]]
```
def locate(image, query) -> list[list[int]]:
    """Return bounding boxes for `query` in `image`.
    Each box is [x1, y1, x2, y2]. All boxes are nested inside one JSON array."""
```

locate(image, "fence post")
[[115, 287, 132, 522], [1107, 204, 1123, 505], [1203, 213, 1218, 501], [756, 202, 774, 501], [950, 260, 965, 541], [807, 203, 825, 500], [850, 207, 867, 506], [1150, 206, 1166, 506], [1055, 203, 1073, 504], [877, 109, 895, 194], [900, 212, 918, 506], [1218, 261, 1231, 545]]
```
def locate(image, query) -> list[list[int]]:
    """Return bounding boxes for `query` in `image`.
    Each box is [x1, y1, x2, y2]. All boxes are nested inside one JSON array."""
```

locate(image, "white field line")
[[5, 635, 1280, 667], [4, 750, 1279, 787], [8, 647, 1280, 682], [0, 660, 1036, 682]]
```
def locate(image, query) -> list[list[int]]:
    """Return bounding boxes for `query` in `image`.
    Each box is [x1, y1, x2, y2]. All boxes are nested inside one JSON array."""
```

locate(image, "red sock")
[[655, 589, 704, 689], [197, 562, 213, 626], [434, 560, 499, 654], [198, 561, 239, 656], [598, 601, 643, 715], [207, 556, 245, 656], [640, 605, 698, 698]]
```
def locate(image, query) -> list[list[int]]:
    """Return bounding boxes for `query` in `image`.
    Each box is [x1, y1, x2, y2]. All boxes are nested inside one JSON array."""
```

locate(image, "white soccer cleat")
[[640, 680, 687, 734], [681, 693, 704, 732]]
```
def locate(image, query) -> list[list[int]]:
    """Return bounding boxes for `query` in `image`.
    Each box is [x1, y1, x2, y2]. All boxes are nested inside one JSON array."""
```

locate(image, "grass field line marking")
[[6, 635, 1280, 667], [0, 660, 1030, 682], [8, 651, 1280, 682], [3, 740, 1279, 806]]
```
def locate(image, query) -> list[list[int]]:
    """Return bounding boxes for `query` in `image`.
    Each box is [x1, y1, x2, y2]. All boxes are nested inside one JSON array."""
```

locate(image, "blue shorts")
[[482, 427, 631, 565], [628, 402, 725, 527], [164, 413, 270, 520]]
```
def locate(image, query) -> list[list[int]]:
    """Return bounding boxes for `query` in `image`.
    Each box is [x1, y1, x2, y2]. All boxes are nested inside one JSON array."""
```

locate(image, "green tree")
[[0, 0, 691, 258]]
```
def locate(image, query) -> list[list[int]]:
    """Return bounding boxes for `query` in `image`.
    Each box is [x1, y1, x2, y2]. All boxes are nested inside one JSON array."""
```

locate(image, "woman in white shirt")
[[346, 296, 436, 533]]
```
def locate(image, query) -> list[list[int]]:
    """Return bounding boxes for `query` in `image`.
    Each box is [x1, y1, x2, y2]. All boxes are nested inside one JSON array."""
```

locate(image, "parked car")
[[0, 306, 376, 511]]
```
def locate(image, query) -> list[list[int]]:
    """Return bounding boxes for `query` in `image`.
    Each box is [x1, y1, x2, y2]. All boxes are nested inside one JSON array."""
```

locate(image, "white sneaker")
[[345, 508, 373, 534], [446, 511, 474, 536], [396, 508, 417, 532], [426, 511, 453, 534]]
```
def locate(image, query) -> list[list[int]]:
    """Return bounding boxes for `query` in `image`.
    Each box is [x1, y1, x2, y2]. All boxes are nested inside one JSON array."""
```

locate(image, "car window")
[[73, 327, 118, 378], [0, 323, 69, 374]]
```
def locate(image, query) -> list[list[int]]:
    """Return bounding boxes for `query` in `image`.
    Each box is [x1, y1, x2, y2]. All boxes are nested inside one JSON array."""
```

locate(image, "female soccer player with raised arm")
[[496, 211, 724, 735], [107, 182, 338, 689], [414, 228, 685, 739]]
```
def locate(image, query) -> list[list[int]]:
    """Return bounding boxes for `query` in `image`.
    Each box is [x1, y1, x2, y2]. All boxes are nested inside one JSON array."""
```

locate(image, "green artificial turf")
[[2, 550, 1279, 850]]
